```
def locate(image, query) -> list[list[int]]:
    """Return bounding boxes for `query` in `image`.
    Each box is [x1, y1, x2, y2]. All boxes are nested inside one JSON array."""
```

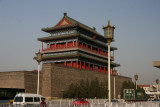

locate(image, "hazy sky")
[[0, 0, 160, 85]]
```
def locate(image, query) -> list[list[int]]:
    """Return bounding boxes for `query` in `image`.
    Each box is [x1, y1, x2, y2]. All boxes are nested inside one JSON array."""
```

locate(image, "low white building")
[[138, 85, 160, 99]]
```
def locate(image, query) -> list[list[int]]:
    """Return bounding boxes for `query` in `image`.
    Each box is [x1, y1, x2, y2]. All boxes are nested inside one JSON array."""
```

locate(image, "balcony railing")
[[42, 44, 78, 51], [42, 43, 114, 60]]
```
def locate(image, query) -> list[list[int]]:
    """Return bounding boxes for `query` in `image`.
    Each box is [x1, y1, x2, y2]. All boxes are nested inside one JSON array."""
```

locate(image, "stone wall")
[[24, 71, 42, 94], [41, 64, 52, 99], [0, 64, 132, 99], [0, 71, 25, 89], [0, 71, 42, 94], [42, 63, 132, 99]]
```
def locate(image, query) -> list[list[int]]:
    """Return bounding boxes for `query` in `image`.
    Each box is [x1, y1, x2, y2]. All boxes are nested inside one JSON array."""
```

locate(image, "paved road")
[[0, 100, 10, 104]]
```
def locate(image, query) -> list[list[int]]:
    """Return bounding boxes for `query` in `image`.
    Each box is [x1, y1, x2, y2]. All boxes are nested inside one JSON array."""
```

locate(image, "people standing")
[[40, 99, 47, 107]]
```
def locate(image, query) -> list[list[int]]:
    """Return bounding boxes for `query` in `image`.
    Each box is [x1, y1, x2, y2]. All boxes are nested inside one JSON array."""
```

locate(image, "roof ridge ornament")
[[93, 27, 96, 31], [64, 12, 67, 16]]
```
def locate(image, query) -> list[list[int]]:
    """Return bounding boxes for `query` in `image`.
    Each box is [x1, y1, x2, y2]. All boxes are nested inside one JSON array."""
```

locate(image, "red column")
[[76, 61, 78, 68], [100, 66, 102, 72], [66, 42, 68, 47], [89, 63, 90, 70], [55, 43, 57, 48], [71, 61, 73, 67], [84, 61, 85, 69], [76, 41, 77, 46], [64, 61, 66, 66]]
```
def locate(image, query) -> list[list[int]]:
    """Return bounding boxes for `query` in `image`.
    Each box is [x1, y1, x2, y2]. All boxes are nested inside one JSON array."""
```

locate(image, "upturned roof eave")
[[64, 14, 105, 38], [41, 23, 104, 39], [41, 24, 77, 32], [41, 14, 105, 39], [37, 33, 78, 41], [79, 34, 117, 51]]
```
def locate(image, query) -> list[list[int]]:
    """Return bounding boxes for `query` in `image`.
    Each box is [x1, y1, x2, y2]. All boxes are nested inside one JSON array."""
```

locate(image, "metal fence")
[[46, 99, 160, 107], [1, 99, 160, 107]]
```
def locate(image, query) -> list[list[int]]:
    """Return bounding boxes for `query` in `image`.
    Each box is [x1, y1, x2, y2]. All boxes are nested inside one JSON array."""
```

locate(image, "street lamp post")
[[113, 69, 117, 99], [156, 78, 159, 99], [134, 74, 138, 89], [35, 49, 42, 94], [103, 20, 115, 107]]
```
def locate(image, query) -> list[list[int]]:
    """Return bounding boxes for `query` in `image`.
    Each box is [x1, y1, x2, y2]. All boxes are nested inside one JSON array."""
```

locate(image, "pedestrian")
[[40, 98, 47, 107]]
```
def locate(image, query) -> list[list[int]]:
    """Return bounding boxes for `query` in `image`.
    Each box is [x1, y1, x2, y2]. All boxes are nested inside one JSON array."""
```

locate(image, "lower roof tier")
[[43, 58, 119, 68], [41, 51, 120, 67]]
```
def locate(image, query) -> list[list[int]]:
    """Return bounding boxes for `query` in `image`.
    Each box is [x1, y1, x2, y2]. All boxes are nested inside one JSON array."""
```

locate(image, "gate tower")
[[36, 13, 120, 74]]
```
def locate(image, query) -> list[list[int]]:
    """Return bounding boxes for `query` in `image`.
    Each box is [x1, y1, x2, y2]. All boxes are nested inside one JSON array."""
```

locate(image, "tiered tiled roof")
[[36, 13, 120, 67], [41, 13, 103, 38]]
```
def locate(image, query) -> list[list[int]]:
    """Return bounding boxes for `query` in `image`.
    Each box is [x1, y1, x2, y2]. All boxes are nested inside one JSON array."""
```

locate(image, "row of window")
[[78, 40, 106, 51], [44, 40, 108, 55], [46, 39, 77, 45], [49, 29, 106, 48], [51, 30, 76, 36], [43, 51, 77, 56], [14, 97, 43, 102]]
